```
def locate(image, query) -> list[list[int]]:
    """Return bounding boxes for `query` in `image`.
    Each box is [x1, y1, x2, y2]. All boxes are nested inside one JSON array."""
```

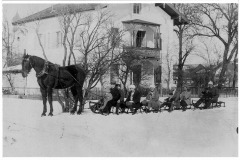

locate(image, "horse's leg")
[[47, 87, 54, 116], [40, 88, 47, 117], [70, 86, 78, 115], [77, 86, 83, 115]]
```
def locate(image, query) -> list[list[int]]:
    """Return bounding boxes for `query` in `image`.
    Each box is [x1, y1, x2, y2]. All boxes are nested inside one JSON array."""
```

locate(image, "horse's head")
[[22, 53, 32, 78]]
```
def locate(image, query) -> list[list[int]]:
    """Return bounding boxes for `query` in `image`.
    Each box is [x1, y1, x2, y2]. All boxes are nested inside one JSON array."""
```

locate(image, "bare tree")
[[2, 18, 23, 67], [173, 4, 197, 95], [74, 11, 125, 108], [162, 50, 174, 92], [192, 3, 238, 87], [2, 15, 26, 92], [232, 48, 238, 88], [56, 5, 77, 66], [118, 50, 140, 94], [33, 20, 48, 61], [195, 39, 223, 82]]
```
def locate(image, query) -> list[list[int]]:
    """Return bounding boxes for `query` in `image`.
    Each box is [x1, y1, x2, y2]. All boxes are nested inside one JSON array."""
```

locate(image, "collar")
[[36, 61, 49, 77]]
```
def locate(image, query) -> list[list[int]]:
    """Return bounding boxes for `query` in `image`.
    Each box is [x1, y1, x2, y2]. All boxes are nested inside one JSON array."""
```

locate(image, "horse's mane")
[[24, 55, 55, 65]]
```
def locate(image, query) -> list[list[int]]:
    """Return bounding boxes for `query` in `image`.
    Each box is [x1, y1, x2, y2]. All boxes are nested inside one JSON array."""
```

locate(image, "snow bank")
[[2, 97, 238, 157]]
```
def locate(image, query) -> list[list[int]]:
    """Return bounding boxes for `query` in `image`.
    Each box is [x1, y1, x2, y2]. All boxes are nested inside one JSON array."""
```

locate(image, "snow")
[[2, 97, 238, 157]]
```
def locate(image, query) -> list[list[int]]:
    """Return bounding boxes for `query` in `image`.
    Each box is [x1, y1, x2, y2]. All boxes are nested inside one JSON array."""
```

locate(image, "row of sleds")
[[88, 95, 226, 115]]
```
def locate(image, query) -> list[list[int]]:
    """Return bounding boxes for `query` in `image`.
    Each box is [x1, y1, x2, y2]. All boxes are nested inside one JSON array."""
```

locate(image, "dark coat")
[[110, 86, 121, 102], [126, 90, 141, 103], [202, 87, 219, 99], [118, 89, 125, 103]]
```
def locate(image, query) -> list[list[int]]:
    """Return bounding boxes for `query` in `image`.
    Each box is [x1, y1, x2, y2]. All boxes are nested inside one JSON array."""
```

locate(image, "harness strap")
[[36, 61, 49, 78], [53, 64, 60, 88]]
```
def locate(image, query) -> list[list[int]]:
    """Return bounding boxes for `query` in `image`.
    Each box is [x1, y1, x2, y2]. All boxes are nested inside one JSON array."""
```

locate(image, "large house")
[[4, 3, 187, 95]]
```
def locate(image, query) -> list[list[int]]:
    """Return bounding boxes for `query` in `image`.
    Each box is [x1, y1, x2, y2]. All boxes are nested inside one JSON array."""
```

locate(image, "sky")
[[3, 4, 53, 21]]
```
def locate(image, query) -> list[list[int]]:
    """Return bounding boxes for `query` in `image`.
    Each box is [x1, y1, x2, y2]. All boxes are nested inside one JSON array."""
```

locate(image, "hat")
[[129, 84, 135, 89], [208, 81, 213, 85], [149, 84, 155, 88]]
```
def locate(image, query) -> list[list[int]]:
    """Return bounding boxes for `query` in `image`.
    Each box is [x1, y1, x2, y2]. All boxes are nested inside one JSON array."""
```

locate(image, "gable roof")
[[12, 4, 107, 25], [122, 19, 160, 27]]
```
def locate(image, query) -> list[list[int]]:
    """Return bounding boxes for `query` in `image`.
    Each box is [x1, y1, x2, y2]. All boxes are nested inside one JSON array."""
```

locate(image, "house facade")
[[7, 3, 187, 94]]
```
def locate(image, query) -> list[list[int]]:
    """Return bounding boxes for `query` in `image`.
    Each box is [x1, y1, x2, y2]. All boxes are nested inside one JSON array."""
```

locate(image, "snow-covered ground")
[[2, 97, 238, 157]]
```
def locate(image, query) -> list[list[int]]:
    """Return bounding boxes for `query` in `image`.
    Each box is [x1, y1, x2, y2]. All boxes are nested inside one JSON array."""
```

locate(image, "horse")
[[21, 53, 86, 116]]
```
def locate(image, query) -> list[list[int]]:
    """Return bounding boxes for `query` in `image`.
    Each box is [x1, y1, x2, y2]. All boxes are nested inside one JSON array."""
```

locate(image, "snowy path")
[[2, 97, 238, 157]]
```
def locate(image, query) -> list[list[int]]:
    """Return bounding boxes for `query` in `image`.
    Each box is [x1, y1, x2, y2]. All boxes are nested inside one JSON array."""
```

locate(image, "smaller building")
[[173, 62, 238, 88]]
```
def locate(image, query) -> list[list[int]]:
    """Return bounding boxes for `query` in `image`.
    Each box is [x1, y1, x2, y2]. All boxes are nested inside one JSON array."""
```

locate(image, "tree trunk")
[[218, 60, 228, 88], [232, 51, 237, 88], [218, 46, 230, 88], [6, 74, 14, 93], [175, 29, 183, 97]]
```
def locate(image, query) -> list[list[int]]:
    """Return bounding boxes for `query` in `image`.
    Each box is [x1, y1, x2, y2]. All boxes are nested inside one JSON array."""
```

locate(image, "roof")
[[2, 65, 22, 74], [122, 19, 160, 27], [12, 11, 21, 23], [155, 3, 189, 25], [12, 4, 107, 25]]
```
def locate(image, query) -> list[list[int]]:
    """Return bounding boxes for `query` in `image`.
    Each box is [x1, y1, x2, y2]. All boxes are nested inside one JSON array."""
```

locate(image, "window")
[[136, 31, 145, 47], [133, 3, 141, 14], [56, 31, 62, 48], [47, 33, 51, 49], [111, 28, 120, 48]]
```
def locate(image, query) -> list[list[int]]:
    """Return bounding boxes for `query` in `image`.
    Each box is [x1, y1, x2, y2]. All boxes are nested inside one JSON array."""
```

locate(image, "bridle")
[[23, 56, 33, 75], [23, 56, 50, 78]]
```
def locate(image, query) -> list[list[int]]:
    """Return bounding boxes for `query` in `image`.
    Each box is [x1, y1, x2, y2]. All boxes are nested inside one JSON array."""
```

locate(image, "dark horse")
[[22, 53, 86, 116]]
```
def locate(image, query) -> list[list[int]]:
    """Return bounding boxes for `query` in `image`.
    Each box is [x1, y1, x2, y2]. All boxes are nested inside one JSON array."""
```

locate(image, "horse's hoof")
[[41, 113, 46, 117], [77, 111, 82, 115], [48, 113, 53, 116]]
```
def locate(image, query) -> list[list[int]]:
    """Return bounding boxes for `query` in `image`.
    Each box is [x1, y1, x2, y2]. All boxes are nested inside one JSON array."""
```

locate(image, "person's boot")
[[193, 103, 199, 109], [182, 106, 186, 112], [145, 108, 150, 113], [120, 109, 125, 113], [132, 109, 137, 115], [168, 104, 174, 112]]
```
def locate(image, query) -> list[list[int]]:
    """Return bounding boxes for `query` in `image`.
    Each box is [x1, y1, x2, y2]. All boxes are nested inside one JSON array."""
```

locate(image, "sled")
[[89, 98, 104, 113]]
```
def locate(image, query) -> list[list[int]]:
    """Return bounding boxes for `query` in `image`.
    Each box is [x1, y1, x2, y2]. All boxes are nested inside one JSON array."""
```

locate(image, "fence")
[[2, 86, 238, 100], [188, 87, 238, 98], [2, 87, 106, 100]]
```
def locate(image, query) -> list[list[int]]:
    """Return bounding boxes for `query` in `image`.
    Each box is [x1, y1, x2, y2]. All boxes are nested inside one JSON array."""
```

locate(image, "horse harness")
[[25, 56, 82, 89]]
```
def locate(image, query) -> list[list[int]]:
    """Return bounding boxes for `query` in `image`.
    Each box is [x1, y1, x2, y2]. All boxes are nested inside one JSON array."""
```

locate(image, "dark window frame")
[[133, 3, 141, 14]]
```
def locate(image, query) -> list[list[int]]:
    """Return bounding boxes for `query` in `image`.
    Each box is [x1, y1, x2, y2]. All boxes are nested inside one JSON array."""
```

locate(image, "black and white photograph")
[[2, 0, 238, 157]]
